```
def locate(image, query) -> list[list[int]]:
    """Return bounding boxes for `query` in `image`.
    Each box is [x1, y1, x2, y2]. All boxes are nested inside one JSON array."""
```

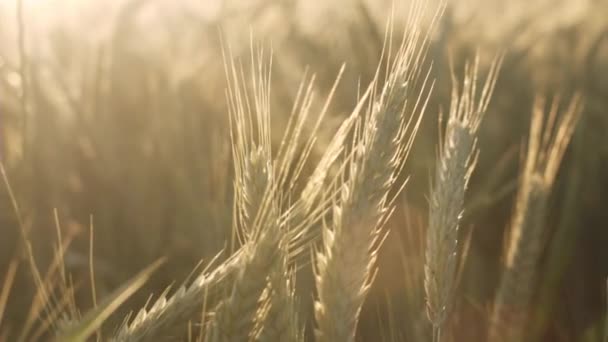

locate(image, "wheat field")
[[0, 0, 607, 341]]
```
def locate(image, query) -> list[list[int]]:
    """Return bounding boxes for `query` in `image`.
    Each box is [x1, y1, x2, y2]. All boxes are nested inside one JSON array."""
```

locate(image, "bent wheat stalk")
[[313, 3, 439, 341], [112, 41, 347, 341]]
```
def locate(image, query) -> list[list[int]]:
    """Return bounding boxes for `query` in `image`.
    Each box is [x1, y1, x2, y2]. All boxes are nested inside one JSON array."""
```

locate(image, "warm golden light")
[[0, 1, 606, 341]]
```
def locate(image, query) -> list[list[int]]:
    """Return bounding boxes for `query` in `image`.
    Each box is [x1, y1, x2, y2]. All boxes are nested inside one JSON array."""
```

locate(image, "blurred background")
[[0, 0, 607, 340]]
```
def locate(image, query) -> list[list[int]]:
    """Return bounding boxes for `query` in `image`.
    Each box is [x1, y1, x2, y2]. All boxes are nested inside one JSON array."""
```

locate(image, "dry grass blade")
[[489, 95, 583, 342], [313, 3, 439, 341], [1, 162, 62, 341], [423, 55, 502, 341], [0, 259, 18, 332], [56, 258, 164, 342]]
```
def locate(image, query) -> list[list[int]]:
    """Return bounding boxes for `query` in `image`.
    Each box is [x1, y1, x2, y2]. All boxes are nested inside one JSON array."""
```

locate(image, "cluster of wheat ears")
[[0, 2, 586, 342]]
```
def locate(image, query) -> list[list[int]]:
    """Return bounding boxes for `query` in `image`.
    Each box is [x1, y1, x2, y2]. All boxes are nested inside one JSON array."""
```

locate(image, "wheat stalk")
[[313, 4, 439, 341], [423, 55, 501, 341], [202, 40, 353, 341], [489, 95, 583, 342]]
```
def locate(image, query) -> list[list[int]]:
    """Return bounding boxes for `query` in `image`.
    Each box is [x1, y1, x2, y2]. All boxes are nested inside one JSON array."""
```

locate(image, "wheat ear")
[[313, 3, 438, 341], [423, 55, 501, 341], [489, 95, 583, 342]]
